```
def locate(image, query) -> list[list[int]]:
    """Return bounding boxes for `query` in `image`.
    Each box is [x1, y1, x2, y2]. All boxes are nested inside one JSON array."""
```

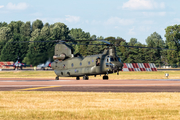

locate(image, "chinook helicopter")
[[9, 39, 175, 80], [51, 40, 123, 80]]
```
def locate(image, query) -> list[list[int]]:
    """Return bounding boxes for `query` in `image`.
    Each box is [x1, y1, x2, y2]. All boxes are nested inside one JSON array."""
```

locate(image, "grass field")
[[0, 92, 180, 120], [0, 71, 180, 119], [0, 70, 180, 80]]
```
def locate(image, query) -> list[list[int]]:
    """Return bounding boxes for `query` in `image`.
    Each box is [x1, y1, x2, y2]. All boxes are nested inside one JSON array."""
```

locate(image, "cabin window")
[[88, 61, 90, 65], [96, 58, 100, 66], [71, 63, 74, 67], [63, 64, 65, 68], [80, 62, 82, 66]]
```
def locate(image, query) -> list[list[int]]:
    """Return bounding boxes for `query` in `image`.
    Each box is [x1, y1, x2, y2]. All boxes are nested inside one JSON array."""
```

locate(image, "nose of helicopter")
[[110, 62, 123, 71]]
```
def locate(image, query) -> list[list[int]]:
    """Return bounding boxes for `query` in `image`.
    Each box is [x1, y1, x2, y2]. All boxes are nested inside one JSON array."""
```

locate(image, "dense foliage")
[[0, 20, 178, 67]]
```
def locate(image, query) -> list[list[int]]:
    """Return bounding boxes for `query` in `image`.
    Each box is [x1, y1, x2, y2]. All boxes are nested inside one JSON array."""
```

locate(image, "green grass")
[[0, 71, 56, 78], [0, 92, 180, 120], [0, 71, 179, 79]]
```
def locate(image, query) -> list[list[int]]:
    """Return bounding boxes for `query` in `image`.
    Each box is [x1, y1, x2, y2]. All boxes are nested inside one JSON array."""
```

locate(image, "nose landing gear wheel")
[[55, 76, 59, 80], [83, 76, 89, 80], [117, 72, 119, 75], [103, 76, 108, 80]]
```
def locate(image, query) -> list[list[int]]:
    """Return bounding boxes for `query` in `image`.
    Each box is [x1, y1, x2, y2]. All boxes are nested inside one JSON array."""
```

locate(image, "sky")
[[0, 0, 180, 44]]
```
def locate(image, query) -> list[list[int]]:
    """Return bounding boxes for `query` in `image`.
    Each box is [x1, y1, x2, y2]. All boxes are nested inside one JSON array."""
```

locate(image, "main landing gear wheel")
[[55, 76, 59, 80], [83, 76, 89, 80], [103, 76, 109, 80], [76, 76, 80, 80]]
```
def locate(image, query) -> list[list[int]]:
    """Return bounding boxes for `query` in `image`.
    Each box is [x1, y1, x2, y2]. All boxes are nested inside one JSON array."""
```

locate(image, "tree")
[[86, 41, 107, 55], [30, 29, 41, 41], [146, 32, 164, 48], [145, 32, 165, 65], [0, 27, 12, 41], [69, 28, 90, 56], [0, 22, 8, 27], [0, 33, 29, 62], [20, 21, 31, 37], [97, 36, 104, 40], [50, 22, 69, 40], [128, 38, 137, 46], [116, 41, 128, 63], [69, 28, 90, 40], [165, 25, 180, 65], [8, 21, 24, 34], [40, 25, 50, 39], [90, 35, 96, 40], [32, 19, 43, 31], [24, 37, 50, 66], [105, 36, 115, 44], [105, 36, 115, 40]]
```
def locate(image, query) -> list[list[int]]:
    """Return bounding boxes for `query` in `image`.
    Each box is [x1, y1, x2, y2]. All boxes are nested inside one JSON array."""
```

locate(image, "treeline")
[[0, 19, 179, 66]]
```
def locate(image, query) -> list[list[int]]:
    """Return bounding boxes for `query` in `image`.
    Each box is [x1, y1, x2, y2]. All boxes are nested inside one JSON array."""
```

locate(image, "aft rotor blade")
[[7, 40, 62, 43], [7, 39, 121, 43]]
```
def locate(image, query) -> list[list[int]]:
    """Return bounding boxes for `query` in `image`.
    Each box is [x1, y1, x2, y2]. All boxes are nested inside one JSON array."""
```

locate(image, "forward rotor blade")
[[7, 39, 176, 50], [116, 45, 176, 50], [69, 44, 108, 45]]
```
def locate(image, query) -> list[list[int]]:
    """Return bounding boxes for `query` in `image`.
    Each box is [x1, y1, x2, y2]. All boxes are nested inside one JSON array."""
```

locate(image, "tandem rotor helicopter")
[[10, 39, 175, 80], [51, 40, 123, 80]]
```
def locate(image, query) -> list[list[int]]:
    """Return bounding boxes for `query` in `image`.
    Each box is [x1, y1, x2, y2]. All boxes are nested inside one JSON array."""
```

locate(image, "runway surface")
[[0, 78, 180, 92]]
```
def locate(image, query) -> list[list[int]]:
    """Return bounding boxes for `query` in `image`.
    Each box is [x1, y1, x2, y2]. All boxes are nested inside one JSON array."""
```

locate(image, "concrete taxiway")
[[0, 78, 180, 92]]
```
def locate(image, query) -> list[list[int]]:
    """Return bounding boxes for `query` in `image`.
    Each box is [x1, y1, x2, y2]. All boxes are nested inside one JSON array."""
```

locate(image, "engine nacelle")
[[53, 53, 66, 60]]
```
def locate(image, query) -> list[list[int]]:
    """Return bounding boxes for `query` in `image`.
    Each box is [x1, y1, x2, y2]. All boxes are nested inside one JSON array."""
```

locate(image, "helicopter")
[[51, 40, 123, 80], [9, 39, 175, 80]]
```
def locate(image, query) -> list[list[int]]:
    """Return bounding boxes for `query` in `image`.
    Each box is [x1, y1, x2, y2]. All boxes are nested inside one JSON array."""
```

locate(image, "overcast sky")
[[0, 0, 179, 44]]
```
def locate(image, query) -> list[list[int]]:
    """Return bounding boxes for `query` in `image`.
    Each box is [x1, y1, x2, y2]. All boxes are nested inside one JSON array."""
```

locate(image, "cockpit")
[[106, 56, 121, 63], [106, 56, 122, 68]]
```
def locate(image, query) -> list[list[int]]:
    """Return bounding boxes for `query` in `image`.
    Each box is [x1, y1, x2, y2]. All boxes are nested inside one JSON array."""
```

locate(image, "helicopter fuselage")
[[51, 54, 123, 77], [50, 42, 123, 80]]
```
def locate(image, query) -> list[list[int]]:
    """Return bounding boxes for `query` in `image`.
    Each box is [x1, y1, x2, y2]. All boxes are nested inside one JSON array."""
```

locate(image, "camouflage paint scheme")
[[51, 42, 123, 80]]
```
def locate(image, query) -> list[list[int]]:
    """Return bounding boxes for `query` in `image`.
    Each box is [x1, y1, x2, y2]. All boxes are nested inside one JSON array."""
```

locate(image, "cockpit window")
[[107, 58, 109, 62], [118, 57, 121, 62], [110, 57, 114, 61]]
